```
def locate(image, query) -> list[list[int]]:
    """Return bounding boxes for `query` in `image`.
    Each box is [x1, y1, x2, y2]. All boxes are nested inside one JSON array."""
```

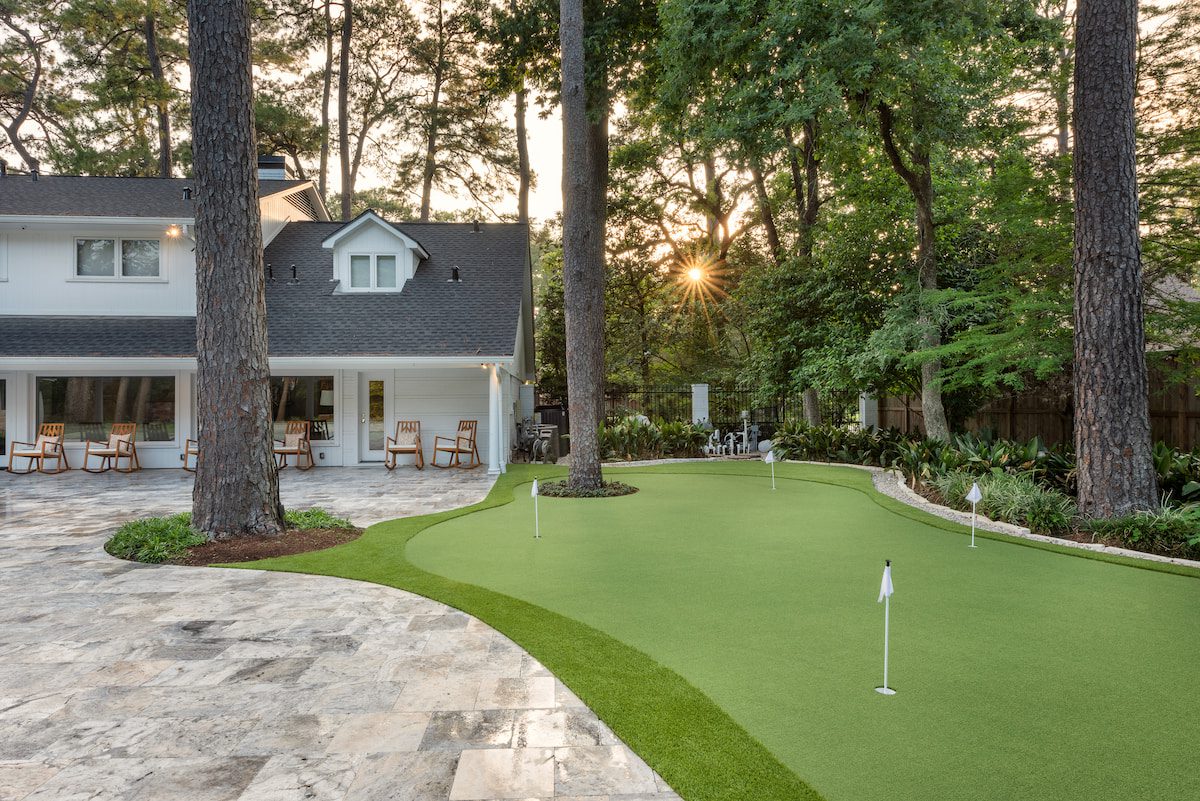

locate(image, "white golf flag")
[[764, 450, 777, 464], [966, 482, 982, 504], [531, 479, 539, 498], [877, 564, 894, 603]]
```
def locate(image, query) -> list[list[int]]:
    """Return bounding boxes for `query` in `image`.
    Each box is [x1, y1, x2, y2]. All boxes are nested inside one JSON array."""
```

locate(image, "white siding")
[[393, 367, 492, 466], [0, 227, 196, 316], [331, 225, 418, 292]]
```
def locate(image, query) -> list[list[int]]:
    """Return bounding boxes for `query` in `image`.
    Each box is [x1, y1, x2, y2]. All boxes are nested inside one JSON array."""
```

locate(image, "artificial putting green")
[[246, 462, 1200, 801]]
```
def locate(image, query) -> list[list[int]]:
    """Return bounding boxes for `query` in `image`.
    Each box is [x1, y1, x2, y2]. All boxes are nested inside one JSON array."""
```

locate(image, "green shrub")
[[106, 513, 206, 563], [597, 416, 708, 460], [929, 470, 1076, 535], [285, 507, 354, 529], [1083, 503, 1200, 560]]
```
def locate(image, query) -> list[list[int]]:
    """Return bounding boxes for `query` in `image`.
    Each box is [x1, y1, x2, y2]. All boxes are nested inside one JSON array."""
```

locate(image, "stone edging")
[[601, 456, 1200, 571]]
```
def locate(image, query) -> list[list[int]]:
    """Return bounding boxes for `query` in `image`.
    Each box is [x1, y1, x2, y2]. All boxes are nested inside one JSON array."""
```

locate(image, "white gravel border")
[[594, 456, 1200, 571]]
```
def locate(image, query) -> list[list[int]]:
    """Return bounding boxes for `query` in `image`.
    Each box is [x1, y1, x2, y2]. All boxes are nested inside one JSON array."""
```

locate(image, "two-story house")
[[0, 157, 534, 472]]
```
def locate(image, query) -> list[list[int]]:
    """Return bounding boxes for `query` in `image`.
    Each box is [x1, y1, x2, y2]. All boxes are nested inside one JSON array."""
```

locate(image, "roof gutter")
[[0, 355, 517, 371]]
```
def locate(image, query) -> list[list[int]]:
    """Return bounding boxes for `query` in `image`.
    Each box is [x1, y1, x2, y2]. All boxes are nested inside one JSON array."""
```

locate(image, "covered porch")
[[0, 357, 531, 475]]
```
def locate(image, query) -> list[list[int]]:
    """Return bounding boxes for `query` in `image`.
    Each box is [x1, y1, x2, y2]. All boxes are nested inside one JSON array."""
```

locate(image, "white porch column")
[[488, 364, 502, 474], [691, 383, 710, 425]]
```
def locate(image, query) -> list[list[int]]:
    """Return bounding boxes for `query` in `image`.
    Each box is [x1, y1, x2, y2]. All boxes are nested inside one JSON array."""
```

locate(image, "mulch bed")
[[167, 527, 363, 566]]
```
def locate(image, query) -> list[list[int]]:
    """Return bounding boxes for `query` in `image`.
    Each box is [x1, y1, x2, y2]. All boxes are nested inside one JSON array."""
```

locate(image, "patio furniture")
[[7, 423, 70, 474], [274, 420, 315, 470], [384, 421, 424, 470], [82, 423, 139, 473], [183, 438, 200, 472], [432, 420, 481, 469]]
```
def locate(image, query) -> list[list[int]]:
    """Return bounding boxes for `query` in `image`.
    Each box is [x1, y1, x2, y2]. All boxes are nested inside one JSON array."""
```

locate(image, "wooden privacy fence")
[[878, 372, 1200, 449]]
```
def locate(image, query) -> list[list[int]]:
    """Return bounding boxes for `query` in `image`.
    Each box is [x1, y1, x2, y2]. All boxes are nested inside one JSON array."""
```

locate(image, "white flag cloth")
[[877, 564, 894, 603], [764, 450, 777, 464], [531, 479, 539, 498], [966, 482, 983, 504]]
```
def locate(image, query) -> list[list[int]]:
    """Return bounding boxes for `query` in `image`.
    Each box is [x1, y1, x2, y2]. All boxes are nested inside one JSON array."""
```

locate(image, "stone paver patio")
[[0, 468, 680, 801]]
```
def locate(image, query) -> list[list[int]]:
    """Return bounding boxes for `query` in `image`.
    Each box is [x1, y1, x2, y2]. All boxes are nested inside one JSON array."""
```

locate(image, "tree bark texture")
[[877, 102, 950, 441], [559, 0, 606, 490], [338, 0, 353, 220], [187, 0, 285, 539], [1072, 0, 1157, 517]]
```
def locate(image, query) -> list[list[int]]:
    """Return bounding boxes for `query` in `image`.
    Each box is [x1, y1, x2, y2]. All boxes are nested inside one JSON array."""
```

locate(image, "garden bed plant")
[[769, 422, 1200, 559], [536, 479, 638, 498], [106, 507, 359, 565]]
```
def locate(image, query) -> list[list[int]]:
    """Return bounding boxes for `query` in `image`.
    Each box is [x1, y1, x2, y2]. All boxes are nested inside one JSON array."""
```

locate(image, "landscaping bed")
[[106, 508, 360, 565], [165, 526, 361, 565]]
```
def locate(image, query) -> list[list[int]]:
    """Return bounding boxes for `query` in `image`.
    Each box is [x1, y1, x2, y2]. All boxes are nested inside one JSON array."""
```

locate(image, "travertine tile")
[[448, 748, 555, 800], [0, 468, 679, 800]]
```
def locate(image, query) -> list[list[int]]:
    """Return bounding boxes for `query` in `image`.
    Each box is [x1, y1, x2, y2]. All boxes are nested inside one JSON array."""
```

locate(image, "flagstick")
[[969, 501, 977, 548], [770, 461, 776, 490], [534, 492, 540, 540], [877, 596, 895, 696]]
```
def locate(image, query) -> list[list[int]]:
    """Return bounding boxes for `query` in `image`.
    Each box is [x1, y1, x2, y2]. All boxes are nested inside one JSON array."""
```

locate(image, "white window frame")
[[72, 237, 165, 282], [346, 252, 400, 291]]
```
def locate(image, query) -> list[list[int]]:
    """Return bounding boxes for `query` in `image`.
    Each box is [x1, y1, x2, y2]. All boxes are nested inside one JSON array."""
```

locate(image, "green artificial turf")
[[242, 462, 1200, 801]]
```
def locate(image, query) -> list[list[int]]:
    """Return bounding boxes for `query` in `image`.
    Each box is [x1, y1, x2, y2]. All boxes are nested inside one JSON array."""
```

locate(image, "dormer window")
[[322, 209, 428, 294], [75, 238, 161, 280], [350, 254, 398, 289]]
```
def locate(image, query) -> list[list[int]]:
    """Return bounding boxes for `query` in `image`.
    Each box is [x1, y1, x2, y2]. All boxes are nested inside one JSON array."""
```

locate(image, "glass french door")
[[358, 372, 392, 462]]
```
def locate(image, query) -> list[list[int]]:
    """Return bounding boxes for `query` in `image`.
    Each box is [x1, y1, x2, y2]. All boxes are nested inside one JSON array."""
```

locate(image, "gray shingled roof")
[[0, 221, 531, 359], [0, 175, 310, 217]]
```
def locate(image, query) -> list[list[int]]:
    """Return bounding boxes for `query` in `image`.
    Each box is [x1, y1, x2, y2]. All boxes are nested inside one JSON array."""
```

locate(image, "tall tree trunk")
[[318, 0, 334, 200], [0, 12, 43, 172], [144, 13, 172, 178], [511, 0, 531, 223], [338, 0, 353, 221], [560, 0, 606, 490], [420, 0, 446, 223], [515, 78, 530, 223], [1072, 0, 1157, 517], [877, 103, 950, 441], [749, 162, 782, 265], [187, 0, 285, 539], [783, 121, 824, 428]]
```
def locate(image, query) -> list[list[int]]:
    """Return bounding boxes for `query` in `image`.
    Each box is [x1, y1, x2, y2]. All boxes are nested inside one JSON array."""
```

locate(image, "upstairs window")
[[349, 253, 398, 290], [75, 238, 161, 279]]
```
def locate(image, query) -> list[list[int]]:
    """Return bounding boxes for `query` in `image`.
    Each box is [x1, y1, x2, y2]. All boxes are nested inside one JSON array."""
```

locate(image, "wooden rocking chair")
[[274, 420, 315, 470], [7, 423, 70, 474], [432, 420, 481, 469], [385, 421, 424, 470], [83, 423, 139, 473], [182, 438, 200, 472]]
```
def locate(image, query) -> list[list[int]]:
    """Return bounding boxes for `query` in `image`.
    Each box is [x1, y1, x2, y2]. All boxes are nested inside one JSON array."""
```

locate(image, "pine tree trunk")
[[338, 0, 353, 221], [1072, 0, 1157, 517], [515, 78, 530, 224], [420, 0, 446, 223], [318, 0, 334, 201], [560, 0, 605, 490], [144, 14, 172, 178], [187, 0, 284, 539]]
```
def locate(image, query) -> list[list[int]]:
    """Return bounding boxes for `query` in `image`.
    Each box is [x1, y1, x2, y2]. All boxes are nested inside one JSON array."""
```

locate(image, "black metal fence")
[[601, 384, 861, 437], [603, 386, 692, 423]]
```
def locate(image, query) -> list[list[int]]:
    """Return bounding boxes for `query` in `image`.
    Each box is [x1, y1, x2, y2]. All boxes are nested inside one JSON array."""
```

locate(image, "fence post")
[[859, 393, 879, 430], [691, 383, 710, 425]]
